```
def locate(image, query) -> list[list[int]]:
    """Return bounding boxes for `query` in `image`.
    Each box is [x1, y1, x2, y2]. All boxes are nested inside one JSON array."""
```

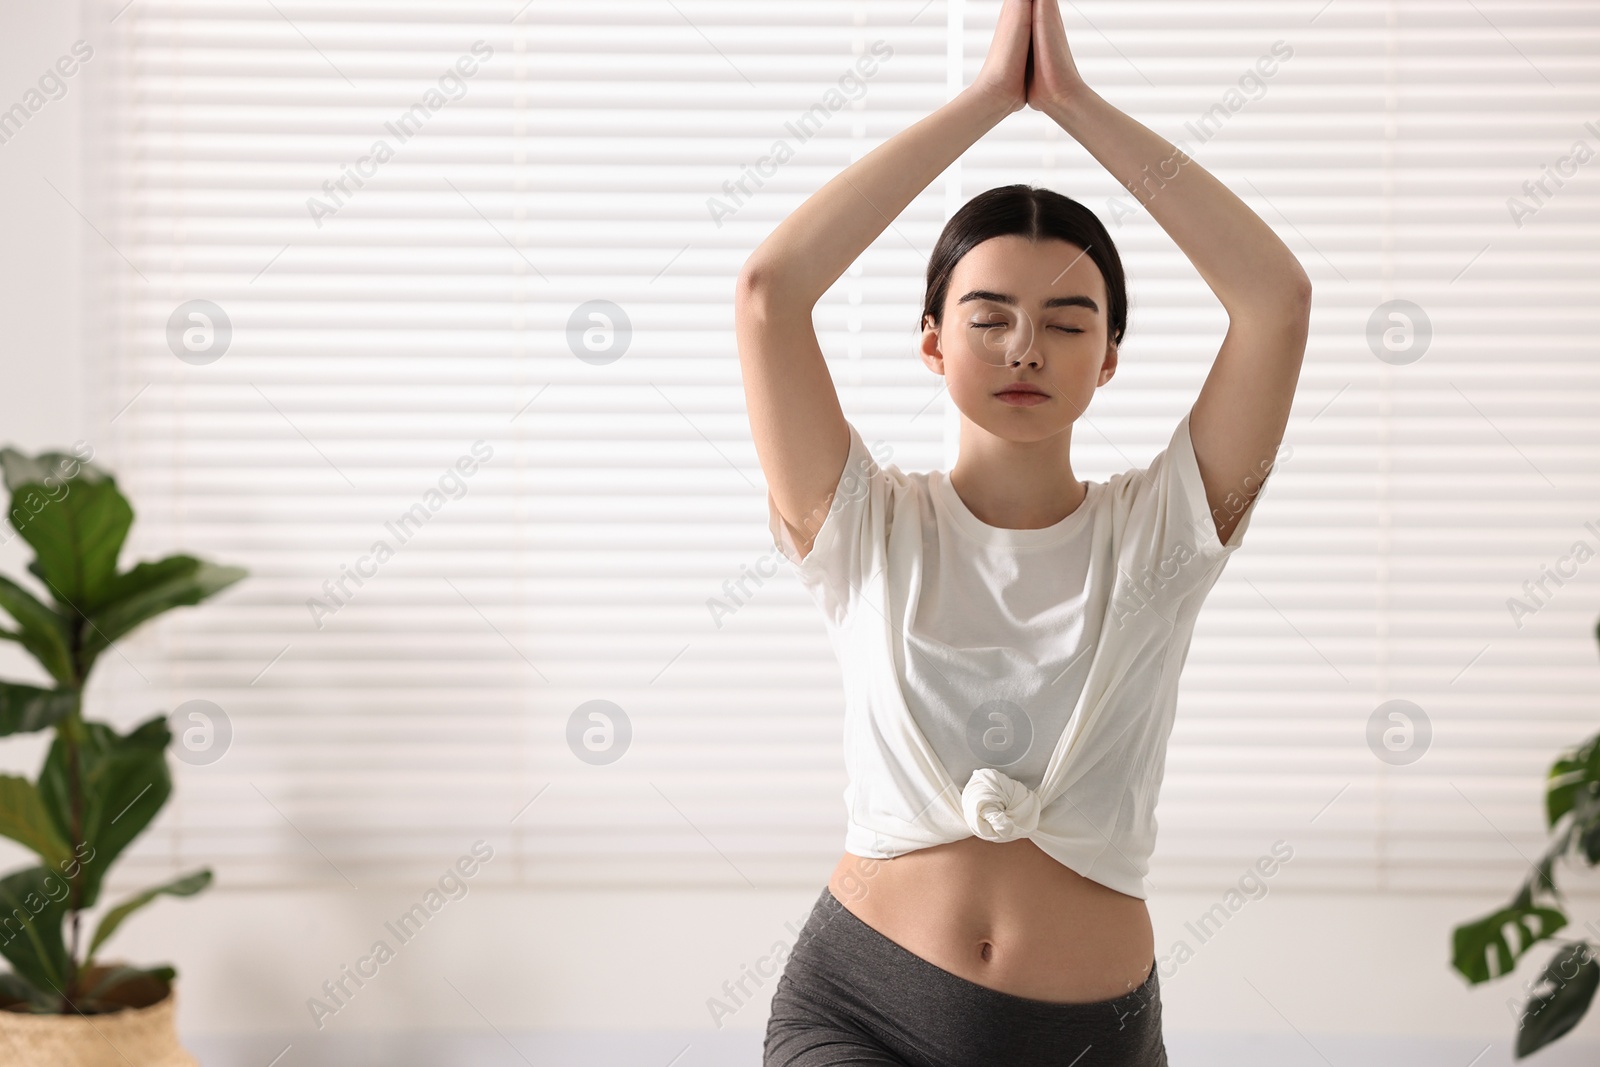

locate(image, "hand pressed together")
[[1025, 0, 1087, 111], [969, 0, 1088, 117]]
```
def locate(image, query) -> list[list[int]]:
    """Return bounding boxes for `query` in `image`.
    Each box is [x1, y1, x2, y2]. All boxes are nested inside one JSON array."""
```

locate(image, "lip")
[[994, 384, 1050, 406]]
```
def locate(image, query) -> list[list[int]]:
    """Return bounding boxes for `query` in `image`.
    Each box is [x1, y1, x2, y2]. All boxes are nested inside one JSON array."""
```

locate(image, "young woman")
[[737, 2, 1310, 1063]]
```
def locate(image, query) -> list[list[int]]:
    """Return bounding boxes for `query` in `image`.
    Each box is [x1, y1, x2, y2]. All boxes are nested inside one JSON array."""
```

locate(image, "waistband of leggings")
[[805, 884, 1160, 1016]]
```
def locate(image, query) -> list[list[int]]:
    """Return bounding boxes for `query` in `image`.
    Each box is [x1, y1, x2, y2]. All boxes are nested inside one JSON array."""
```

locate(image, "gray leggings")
[[764, 886, 1168, 1067]]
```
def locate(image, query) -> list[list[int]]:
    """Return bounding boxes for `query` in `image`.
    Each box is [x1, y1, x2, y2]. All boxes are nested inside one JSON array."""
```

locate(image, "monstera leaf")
[[1518, 943, 1600, 1058], [1548, 734, 1600, 830], [1450, 617, 1600, 1059], [1453, 884, 1569, 985], [37, 716, 172, 910]]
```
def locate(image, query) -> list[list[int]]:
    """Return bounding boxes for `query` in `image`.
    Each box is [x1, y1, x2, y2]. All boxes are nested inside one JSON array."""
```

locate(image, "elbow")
[[735, 257, 774, 308], [736, 257, 812, 318], [734, 262, 779, 329], [1225, 265, 1312, 340], [1284, 264, 1314, 318], [1259, 264, 1313, 334], [1222, 261, 1312, 330], [732, 259, 764, 308]]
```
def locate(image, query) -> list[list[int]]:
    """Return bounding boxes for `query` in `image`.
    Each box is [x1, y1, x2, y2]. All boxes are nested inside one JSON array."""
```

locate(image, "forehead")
[[947, 235, 1106, 305]]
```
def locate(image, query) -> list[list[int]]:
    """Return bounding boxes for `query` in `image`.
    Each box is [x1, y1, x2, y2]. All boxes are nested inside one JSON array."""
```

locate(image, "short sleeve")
[[767, 420, 895, 629], [1106, 409, 1275, 616]]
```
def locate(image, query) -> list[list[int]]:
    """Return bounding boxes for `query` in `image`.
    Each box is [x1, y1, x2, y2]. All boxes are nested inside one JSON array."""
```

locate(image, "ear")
[[919, 314, 946, 376], [1098, 339, 1119, 386]]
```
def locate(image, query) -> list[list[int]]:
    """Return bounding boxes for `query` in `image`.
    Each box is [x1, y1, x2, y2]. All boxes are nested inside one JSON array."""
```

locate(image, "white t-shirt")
[[767, 410, 1271, 899]]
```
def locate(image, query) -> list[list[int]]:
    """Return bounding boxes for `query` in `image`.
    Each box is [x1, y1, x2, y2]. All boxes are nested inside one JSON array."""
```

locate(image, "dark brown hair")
[[921, 184, 1128, 346]]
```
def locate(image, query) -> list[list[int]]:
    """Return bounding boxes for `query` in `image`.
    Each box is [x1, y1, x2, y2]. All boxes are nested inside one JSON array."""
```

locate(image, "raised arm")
[[1028, 0, 1312, 546], [737, 0, 1034, 561]]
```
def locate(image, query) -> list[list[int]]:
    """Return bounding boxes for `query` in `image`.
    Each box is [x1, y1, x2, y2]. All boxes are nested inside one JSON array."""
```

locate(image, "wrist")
[[1037, 83, 1097, 126], [957, 84, 1020, 127]]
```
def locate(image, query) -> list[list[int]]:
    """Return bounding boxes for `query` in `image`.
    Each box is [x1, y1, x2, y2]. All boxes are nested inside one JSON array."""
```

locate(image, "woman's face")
[[920, 234, 1118, 442]]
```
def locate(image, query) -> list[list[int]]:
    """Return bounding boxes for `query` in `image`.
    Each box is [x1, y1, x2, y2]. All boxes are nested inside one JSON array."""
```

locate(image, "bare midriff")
[[827, 836, 1154, 1004]]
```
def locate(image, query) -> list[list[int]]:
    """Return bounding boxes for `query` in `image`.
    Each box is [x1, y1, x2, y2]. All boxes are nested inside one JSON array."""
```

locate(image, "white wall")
[[0, 6, 93, 799], [0, 2, 87, 458], [1, 4, 1598, 1064]]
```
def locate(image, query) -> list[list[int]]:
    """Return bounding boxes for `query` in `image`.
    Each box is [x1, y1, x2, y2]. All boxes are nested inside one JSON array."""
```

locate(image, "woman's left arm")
[[1031, 0, 1311, 546]]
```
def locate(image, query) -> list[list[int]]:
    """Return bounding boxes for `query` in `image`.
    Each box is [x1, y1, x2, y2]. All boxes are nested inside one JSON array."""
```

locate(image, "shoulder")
[[838, 418, 925, 497], [1098, 414, 1202, 526]]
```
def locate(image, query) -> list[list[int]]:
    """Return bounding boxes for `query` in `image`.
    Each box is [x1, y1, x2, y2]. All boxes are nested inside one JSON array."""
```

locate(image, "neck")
[[948, 419, 1085, 530]]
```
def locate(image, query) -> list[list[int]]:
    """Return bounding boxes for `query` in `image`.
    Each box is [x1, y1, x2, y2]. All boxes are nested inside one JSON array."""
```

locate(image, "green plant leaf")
[[1516, 943, 1600, 1059], [0, 451, 131, 615], [1520, 817, 1580, 907], [1452, 889, 1569, 985], [0, 577, 74, 685], [0, 866, 74, 996], [1547, 732, 1600, 830], [1581, 818, 1600, 866], [79, 557, 247, 674], [0, 683, 76, 737], [74, 963, 175, 1013], [0, 449, 92, 498], [38, 716, 172, 910], [86, 869, 212, 964], [0, 967, 52, 1011], [0, 776, 72, 870]]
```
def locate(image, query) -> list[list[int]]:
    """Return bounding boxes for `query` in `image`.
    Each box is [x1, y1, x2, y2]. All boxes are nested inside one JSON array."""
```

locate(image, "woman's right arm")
[[737, 0, 1035, 561]]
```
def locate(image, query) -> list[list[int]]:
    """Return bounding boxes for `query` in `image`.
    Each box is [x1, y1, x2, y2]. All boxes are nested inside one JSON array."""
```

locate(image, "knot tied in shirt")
[[960, 767, 1042, 843]]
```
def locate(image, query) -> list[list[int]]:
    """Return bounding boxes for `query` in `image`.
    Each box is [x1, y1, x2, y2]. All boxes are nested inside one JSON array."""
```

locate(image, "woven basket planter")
[[0, 988, 197, 1067]]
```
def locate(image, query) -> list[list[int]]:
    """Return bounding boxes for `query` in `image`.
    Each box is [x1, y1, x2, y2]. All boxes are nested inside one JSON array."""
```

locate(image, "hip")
[[765, 882, 1166, 1067]]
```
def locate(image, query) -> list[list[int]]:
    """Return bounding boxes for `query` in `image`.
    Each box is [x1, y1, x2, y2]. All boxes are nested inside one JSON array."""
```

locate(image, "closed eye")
[[969, 321, 1084, 333]]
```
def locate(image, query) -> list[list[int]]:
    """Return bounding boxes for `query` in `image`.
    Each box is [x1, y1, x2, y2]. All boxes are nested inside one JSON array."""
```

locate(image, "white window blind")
[[76, 0, 1600, 896]]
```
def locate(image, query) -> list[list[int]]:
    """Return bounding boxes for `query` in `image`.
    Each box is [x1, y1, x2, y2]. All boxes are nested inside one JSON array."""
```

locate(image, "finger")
[[993, 0, 1034, 50], [1035, 0, 1067, 46]]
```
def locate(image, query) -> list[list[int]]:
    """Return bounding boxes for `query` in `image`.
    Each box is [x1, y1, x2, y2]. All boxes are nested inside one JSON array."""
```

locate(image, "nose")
[[1008, 339, 1043, 368], [1004, 312, 1041, 367]]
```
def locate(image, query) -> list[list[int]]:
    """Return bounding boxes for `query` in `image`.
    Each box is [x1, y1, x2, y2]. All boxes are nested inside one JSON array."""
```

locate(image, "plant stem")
[[63, 646, 86, 1004]]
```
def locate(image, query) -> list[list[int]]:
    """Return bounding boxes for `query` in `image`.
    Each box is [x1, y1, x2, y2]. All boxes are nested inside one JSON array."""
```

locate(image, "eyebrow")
[[955, 289, 1100, 313]]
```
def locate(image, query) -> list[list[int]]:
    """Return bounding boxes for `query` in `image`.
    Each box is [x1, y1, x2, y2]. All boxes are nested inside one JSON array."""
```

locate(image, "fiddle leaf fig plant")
[[1451, 613, 1600, 1058], [0, 445, 245, 1013]]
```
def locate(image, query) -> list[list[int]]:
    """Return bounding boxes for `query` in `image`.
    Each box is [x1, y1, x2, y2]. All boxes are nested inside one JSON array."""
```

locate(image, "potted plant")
[[0, 444, 244, 1066], [1452, 612, 1600, 1058]]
